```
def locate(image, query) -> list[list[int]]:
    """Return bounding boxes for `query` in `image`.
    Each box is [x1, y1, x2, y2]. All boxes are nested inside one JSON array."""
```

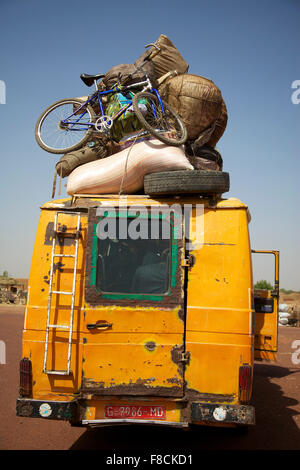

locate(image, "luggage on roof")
[[135, 34, 189, 79], [158, 73, 225, 144]]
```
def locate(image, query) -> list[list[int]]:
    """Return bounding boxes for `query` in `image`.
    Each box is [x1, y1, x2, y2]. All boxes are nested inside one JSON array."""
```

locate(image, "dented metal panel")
[[81, 312, 186, 396]]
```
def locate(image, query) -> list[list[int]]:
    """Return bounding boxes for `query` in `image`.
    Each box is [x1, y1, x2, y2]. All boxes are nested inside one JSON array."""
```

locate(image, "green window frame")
[[84, 207, 183, 307]]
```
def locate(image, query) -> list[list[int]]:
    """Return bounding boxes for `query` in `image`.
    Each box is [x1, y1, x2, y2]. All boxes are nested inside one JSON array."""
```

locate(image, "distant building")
[[15, 279, 29, 291], [0, 277, 28, 304]]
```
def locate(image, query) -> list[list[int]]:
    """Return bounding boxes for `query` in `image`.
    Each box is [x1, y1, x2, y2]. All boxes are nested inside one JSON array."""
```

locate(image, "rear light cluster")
[[19, 357, 33, 397], [239, 365, 252, 403]]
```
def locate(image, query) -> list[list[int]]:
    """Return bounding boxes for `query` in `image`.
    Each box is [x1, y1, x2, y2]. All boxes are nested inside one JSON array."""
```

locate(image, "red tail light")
[[19, 357, 32, 397], [239, 365, 252, 403]]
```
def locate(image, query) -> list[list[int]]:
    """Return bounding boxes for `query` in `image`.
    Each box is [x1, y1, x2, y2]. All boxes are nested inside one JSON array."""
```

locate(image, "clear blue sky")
[[0, 0, 299, 289]]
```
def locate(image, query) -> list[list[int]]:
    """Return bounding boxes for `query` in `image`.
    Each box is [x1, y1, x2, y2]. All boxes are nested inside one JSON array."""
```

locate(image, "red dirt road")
[[0, 305, 299, 450]]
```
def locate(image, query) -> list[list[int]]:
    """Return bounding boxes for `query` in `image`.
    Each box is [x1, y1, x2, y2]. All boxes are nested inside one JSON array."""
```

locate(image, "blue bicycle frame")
[[62, 80, 165, 131]]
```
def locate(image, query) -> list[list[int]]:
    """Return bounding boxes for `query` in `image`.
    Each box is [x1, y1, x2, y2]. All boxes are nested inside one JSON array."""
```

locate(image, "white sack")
[[279, 312, 290, 319], [279, 304, 289, 312], [67, 139, 193, 195], [279, 318, 289, 325]]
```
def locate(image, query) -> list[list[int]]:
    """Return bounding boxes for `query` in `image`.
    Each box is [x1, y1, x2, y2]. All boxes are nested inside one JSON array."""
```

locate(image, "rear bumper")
[[82, 418, 189, 428], [191, 402, 255, 426], [16, 398, 255, 427], [16, 398, 78, 421]]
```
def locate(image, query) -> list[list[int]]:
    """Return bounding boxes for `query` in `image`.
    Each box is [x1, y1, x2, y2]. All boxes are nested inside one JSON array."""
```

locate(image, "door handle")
[[87, 322, 113, 330]]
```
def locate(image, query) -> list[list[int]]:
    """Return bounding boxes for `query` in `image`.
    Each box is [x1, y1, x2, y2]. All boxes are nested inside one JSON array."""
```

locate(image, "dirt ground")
[[0, 305, 299, 452]]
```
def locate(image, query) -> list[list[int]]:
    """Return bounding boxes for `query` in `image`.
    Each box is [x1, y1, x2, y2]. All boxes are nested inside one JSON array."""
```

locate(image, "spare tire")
[[144, 170, 230, 196]]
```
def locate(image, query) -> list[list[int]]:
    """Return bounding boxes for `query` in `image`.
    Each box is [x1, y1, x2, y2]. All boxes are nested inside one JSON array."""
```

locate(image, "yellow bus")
[[16, 193, 279, 429]]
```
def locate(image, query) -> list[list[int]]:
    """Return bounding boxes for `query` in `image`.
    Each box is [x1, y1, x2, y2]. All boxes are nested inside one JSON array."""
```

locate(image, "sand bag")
[[135, 34, 189, 79], [159, 74, 224, 142], [279, 304, 289, 312], [67, 138, 193, 195], [279, 312, 290, 319]]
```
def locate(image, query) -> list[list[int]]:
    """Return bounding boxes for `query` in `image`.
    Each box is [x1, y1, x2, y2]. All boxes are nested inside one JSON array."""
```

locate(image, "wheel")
[[144, 170, 230, 196], [132, 92, 187, 146], [35, 99, 96, 154]]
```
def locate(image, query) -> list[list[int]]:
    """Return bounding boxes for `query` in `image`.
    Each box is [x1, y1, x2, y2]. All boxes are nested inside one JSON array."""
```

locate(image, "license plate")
[[104, 405, 166, 420]]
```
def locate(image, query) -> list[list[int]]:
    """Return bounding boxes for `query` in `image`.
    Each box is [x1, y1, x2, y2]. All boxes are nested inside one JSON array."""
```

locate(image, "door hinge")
[[271, 289, 279, 298], [180, 352, 191, 364], [181, 255, 195, 268]]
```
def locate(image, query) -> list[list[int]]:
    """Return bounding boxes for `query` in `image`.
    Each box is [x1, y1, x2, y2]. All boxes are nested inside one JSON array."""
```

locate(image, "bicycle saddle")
[[80, 73, 105, 87]]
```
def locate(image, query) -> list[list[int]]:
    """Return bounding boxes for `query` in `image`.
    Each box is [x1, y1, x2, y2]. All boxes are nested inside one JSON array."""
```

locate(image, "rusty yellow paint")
[[21, 194, 278, 418], [183, 206, 254, 403], [252, 251, 279, 361], [82, 302, 185, 395]]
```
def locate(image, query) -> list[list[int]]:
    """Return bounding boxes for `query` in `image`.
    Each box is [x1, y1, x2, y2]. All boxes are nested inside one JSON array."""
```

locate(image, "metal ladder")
[[43, 211, 81, 375]]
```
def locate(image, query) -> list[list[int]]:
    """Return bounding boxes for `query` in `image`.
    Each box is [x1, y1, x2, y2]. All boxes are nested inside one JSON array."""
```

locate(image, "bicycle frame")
[[62, 79, 165, 132]]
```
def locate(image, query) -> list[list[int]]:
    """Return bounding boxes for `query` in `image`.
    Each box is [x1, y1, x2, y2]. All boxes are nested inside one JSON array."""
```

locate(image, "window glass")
[[96, 217, 171, 294]]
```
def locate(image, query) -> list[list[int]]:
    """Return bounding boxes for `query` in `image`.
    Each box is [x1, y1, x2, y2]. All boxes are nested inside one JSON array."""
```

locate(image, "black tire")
[[144, 170, 230, 196], [35, 99, 96, 154], [132, 92, 187, 146]]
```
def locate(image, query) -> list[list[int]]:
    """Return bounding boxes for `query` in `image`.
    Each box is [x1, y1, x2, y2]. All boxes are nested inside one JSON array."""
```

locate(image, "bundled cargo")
[[101, 62, 158, 90], [35, 33, 229, 198], [97, 31, 189, 92], [206, 99, 228, 147], [134, 34, 189, 79], [66, 138, 193, 195], [56, 140, 108, 178], [159, 73, 226, 146], [184, 143, 223, 171]]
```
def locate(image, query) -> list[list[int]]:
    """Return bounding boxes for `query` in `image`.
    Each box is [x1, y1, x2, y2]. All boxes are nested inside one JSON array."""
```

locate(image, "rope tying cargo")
[[119, 134, 140, 196]]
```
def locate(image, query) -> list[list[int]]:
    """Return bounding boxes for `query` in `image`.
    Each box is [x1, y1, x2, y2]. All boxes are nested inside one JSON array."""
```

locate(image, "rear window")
[[96, 218, 171, 294]]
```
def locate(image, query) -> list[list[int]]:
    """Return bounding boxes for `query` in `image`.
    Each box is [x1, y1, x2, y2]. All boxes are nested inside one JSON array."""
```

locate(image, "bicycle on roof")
[[35, 53, 187, 155]]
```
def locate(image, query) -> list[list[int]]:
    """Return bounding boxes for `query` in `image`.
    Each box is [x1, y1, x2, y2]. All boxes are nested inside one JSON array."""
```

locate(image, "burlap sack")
[[159, 74, 224, 142], [135, 34, 189, 79], [207, 99, 228, 147], [100, 62, 158, 90], [56, 141, 108, 178]]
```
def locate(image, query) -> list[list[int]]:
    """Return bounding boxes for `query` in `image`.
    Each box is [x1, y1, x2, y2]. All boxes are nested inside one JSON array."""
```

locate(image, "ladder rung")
[[51, 290, 73, 295], [55, 231, 78, 238], [48, 324, 71, 330], [43, 370, 72, 376], [43, 211, 81, 377]]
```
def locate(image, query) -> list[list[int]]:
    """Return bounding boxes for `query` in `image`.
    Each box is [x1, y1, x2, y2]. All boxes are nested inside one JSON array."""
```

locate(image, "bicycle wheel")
[[132, 92, 187, 146], [35, 99, 96, 154]]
